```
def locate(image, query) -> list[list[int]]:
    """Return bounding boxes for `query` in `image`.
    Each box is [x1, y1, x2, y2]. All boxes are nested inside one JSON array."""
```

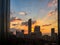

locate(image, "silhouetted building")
[[29, 32, 36, 39], [54, 33, 57, 37], [24, 34, 29, 38], [51, 28, 57, 41], [16, 30, 24, 38], [34, 25, 42, 38], [42, 35, 51, 41], [34, 26, 40, 33], [28, 19, 32, 34], [53, 33, 57, 41], [51, 28, 55, 37]]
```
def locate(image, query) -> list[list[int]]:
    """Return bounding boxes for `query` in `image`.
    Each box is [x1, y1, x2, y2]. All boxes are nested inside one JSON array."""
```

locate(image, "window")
[[0, 0, 58, 44], [10, 0, 58, 37]]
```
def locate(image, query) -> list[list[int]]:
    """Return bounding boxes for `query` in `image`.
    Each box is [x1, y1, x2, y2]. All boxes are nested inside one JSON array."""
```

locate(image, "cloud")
[[21, 20, 36, 26], [18, 11, 27, 15], [10, 11, 28, 17], [21, 22, 28, 26], [42, 7, 58, 21], [42, 24, 52, 27], [48, 10, 55, 16], [10, 10, 27, 16], [48, 0, 57, 7], [48, 8, 58, 16], [10, 17, 22, 22]]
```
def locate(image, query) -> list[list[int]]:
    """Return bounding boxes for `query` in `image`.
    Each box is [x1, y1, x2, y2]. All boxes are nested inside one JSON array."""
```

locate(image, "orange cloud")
[[42, 24, 52, 27], [10, 17, 58, 35]]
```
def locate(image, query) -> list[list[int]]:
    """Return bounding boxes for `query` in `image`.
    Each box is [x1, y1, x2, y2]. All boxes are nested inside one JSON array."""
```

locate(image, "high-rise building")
[[54, 33, 57, 40], [28, 19, 32, 34], [34, 25, 42, 38], [51, 28, 57, 41], [34, 25, 40, 33], [51, 28, 55, 36]]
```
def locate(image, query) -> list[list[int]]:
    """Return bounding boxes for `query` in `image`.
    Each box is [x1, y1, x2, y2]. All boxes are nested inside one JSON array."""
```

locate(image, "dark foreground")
[[0, 33, 58, 45]]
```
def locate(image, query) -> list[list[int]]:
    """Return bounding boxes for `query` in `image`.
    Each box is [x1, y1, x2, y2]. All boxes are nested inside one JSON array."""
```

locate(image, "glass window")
[[10, 0, 58, 44]]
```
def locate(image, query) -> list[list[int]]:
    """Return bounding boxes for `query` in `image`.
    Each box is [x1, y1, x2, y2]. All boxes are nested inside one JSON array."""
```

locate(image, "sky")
[[10, 0, 56, 20], [10, 0, 58, 35]]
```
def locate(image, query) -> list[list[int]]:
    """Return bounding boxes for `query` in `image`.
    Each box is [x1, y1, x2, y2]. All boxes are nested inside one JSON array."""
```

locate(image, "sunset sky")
[[10, 0, 58, 35]]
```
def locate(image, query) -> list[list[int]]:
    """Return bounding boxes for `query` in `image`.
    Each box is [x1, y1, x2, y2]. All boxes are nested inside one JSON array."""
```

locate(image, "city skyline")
[[10, 0, 58, 35], [10, 18, 58, 36]]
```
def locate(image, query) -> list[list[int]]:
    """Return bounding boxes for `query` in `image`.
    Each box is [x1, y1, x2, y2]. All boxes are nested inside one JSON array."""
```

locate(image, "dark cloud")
[[12, 24, 18, 26], [42, 24, 52, 27], [21, 20, 36, 26], [21, 22, 28, 26]]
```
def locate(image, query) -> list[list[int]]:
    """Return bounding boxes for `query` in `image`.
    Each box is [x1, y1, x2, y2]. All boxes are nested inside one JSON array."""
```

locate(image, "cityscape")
[[9, 0, 58, 45], [12, 19, 58, 41], [9, 18, 58, 45]]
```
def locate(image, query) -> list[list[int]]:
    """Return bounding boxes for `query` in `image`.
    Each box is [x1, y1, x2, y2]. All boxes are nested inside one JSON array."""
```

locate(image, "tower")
[[34, 25, 42, 38], [34, 25, 40, 33], [28, 19, 32, 34], [51, 28, 56, 40], [51, 28, 55, 36]]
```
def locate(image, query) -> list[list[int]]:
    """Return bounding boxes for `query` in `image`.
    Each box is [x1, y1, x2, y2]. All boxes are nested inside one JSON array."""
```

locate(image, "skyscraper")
[[28, 19, 32, 34], [51, 28, 56, 40], [51, 28, 55, 36], [34, 25, 40, 33], [34, 25, 42, 38]]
